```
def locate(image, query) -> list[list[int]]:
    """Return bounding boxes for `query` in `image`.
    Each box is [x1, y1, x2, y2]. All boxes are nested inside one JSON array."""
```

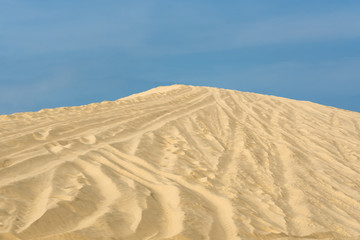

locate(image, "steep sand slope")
[[0, 85, 360, 240]]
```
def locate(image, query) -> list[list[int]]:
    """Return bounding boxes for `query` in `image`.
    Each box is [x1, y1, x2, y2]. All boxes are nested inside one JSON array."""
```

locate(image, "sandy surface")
[[0, 85, 360, 240]]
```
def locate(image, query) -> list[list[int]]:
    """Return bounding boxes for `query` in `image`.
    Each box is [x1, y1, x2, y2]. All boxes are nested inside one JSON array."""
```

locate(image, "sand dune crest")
[[0, 85, 360, 240]]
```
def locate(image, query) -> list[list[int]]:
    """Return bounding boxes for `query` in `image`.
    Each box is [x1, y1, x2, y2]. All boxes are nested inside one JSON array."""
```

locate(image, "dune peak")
[[0, 85, 360, 240]]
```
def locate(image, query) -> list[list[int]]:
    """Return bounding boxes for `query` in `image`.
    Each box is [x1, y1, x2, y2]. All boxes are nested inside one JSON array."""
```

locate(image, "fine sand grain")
[[0, 85, 360, 240]]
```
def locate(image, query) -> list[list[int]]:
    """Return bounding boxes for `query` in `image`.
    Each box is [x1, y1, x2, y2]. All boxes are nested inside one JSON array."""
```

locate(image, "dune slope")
[[0, 85, 360, 240]]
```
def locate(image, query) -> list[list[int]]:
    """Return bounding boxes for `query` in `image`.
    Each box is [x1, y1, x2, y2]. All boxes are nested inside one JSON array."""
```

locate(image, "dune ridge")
[[0, 85, 360, 240]]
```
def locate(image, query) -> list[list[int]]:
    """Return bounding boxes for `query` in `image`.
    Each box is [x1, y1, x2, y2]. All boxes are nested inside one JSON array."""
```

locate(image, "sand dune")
[[0, 85, 360, 240]]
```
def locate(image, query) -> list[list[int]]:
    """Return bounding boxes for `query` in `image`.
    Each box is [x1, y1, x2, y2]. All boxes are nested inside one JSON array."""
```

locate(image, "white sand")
[[0, 85, 360, 240]]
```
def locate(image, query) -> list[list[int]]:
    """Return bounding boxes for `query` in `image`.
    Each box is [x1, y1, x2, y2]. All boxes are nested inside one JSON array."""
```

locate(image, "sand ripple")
[[0, 85, 360, 240]]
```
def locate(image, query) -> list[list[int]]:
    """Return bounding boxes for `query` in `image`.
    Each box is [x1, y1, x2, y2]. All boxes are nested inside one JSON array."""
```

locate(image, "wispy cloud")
[[0, 70, 74, 114], [139, 7, 360, 56], [2, 2, 359, 56], [0, 1, 153, 54], [1, 1, 359, 113], [234, 10, 360, 45]]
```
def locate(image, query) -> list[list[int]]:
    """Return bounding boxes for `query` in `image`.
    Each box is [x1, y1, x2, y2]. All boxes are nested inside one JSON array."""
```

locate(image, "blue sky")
[[1, 0, 360, 114]]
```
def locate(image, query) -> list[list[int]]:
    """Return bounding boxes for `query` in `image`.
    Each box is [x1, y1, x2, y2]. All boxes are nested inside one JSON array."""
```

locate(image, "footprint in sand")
[[45, 143, 65, 154], [79, 134, 97, 145], [58, 140, 73, 149], [0, 199, 16, 232], [0, 159, 12, 168], [33, 129, 51, 141]]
